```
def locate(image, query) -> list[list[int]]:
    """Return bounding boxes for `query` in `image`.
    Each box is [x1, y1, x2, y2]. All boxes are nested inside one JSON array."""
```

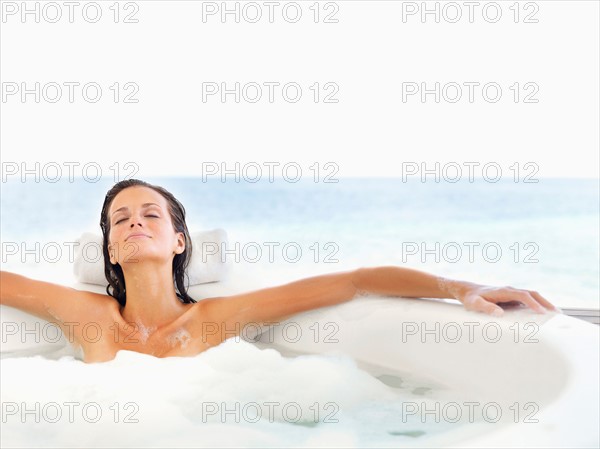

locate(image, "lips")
[[126, 233, 150, 241]]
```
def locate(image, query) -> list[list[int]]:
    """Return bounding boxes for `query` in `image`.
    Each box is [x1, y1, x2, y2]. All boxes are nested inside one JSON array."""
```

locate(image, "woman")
[[0, 179, 560, 363]]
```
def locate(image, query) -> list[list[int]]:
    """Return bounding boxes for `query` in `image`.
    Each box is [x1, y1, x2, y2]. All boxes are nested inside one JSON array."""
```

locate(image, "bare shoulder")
[[190, 297, 221, 322], [0, 271, 117, 325], [187, 270, 358, 335], [187, 296, 244, 345]]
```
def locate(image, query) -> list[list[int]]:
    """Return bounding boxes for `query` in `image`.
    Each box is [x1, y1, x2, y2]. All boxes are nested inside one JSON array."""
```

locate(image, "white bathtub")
[[1, 272, 598, 448], [251, 295, 600, 448]]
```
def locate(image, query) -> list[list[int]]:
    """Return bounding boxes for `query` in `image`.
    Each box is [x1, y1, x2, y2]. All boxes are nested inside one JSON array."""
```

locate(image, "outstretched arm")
[[201, 265, 560, 338], [352, 266, 559, 316], [0, 270, 112, 343]]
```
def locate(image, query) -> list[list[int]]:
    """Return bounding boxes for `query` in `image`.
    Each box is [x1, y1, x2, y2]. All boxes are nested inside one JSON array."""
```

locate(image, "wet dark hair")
[[99, 179, 196, 307]]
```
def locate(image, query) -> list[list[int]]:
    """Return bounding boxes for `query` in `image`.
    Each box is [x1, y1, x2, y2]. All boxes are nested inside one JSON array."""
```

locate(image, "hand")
[[453, 283, 561, 317]]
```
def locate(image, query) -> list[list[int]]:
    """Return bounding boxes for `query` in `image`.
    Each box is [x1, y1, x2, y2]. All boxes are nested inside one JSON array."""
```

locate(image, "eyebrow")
[[111, 203, 162, 217]]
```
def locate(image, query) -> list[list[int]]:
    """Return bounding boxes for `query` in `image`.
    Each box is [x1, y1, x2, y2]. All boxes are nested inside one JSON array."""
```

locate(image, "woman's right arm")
[[1, 270, 111, 338]]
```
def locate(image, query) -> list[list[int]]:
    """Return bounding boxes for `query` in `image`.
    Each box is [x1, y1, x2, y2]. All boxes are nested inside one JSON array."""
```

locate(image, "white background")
[[1, 0, 598, 179]]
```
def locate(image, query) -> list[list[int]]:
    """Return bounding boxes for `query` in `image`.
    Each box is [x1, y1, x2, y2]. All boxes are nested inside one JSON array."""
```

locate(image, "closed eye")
[[115, 215, 159, 225]]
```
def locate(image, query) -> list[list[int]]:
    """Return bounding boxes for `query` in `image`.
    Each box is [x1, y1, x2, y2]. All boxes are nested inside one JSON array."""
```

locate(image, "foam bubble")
[[1, 337, 466, 448]]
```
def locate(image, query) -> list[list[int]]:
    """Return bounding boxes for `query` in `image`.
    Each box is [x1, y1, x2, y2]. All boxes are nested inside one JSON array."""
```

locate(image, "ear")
[[174, 232, 185, 255], [108, 243, 117, 264]]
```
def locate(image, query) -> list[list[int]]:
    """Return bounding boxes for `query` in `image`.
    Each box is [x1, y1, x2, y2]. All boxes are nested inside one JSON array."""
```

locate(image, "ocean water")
[[1, 176, 598, 308]]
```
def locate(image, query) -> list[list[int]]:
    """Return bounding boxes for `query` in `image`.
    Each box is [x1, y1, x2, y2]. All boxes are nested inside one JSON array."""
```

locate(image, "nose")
[[129, 216, 144, 228], [123, 210, 148, 228]]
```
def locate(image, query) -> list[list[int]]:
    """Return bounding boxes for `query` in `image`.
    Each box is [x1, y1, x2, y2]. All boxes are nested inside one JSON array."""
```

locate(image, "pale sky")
[[1, 1, 598, 178]]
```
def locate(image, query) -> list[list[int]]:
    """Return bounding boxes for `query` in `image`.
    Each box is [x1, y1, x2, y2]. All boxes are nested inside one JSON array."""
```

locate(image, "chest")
[[79, 310, 224, 363], [80, 329, 210, 363]]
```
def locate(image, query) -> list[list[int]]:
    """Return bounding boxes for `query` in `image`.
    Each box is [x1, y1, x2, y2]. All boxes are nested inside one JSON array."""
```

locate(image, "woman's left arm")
[[353, 265, 561, 316], [203, 265, 562, 339]]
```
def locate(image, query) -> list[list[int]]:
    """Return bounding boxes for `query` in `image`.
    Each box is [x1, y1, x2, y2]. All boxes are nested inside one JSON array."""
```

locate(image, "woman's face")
[[107, 186, 185, 266]]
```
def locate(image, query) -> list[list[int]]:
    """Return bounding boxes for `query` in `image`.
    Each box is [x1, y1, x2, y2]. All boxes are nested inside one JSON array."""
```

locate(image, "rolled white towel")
[[73, 228, 231, 286]]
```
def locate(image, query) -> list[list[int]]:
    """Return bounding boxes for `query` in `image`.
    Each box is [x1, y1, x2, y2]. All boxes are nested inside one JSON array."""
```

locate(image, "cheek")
[[108, 228, 120, 246]]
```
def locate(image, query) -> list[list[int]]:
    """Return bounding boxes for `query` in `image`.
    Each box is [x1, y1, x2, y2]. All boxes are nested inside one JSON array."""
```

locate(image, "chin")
[[119, 251, 171, 266]]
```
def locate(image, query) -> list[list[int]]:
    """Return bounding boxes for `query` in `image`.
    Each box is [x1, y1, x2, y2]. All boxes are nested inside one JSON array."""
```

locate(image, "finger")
[[528, 290, 561, 313], [498, 300, 526, 309], [485, 288, 547, 314], [508, 290, 547, 314], [464, 295, 504, 317]]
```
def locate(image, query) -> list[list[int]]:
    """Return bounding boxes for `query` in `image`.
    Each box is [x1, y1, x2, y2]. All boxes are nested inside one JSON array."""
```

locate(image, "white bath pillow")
[[72, 228, 231, 287]]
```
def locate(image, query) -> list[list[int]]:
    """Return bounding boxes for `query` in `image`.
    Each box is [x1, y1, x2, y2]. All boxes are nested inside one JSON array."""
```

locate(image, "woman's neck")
[[119, 261, 189, 330]]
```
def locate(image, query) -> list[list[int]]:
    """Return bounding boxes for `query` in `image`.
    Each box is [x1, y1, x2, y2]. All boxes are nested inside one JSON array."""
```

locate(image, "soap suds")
[[45, 306, 63, 322], [354, 288, 374, 298], [167, 328, 192, 349], [132, 320, 157, 345], [436, 276, 461, 299], [1, 337, 477, 447]]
